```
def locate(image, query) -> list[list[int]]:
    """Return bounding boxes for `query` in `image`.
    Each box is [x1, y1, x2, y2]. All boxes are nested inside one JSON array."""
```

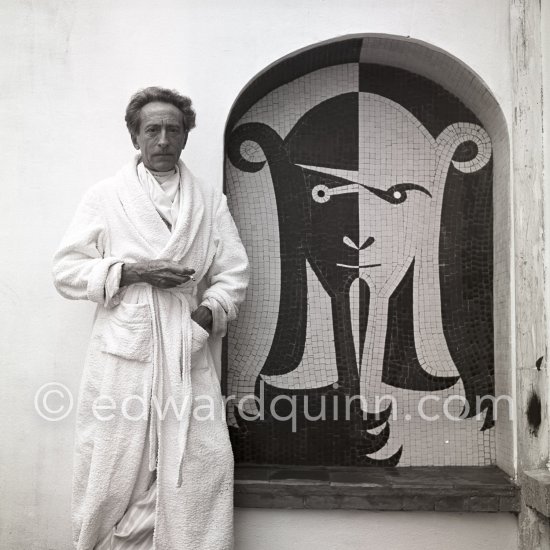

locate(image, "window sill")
[[234, 465, 519, 513]]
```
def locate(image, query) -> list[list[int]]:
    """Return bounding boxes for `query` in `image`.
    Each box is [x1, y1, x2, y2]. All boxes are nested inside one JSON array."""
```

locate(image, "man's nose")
[[158, 130, 169, 147], [343, 236, 375, 250]]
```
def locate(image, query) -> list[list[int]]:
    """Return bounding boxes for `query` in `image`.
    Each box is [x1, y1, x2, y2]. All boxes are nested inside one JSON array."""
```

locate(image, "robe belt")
[[146, 284, 198, 488]]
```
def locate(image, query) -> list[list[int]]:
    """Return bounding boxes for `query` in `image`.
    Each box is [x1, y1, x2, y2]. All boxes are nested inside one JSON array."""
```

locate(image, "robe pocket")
[[191, 319, 209, 354], [99, 302, 152, 362]]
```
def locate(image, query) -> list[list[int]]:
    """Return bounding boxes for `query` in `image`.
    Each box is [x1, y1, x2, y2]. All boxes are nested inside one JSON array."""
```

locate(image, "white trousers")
[[94, 476, 157, 550]]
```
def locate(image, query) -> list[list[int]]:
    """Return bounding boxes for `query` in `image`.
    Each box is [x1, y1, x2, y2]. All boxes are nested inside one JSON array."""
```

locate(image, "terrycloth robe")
[[52, 156, 249, 550]]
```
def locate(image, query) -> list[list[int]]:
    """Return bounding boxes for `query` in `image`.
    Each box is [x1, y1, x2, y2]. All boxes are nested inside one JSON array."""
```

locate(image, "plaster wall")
[[0, 1, 518, 548], [234, 509, 518, 550]]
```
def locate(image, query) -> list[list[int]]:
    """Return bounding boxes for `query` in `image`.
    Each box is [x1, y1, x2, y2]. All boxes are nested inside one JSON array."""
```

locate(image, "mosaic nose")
[[343, 236, 375, 250]]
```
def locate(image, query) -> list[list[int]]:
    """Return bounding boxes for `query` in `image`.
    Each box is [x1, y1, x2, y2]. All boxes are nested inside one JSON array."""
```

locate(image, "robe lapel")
[[161, 161, 206, 264], [117, 157, 172, 255], [116, 157, 209, 270]]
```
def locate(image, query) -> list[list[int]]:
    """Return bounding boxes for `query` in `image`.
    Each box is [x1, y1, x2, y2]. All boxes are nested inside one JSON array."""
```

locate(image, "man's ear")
[[182, 131, 189, 149], [131, 134, 140, 150]]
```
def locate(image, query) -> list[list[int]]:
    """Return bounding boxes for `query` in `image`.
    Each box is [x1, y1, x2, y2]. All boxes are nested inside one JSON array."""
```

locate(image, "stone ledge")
[[234, 465, 519, 513], [521, 469, 550, 518]]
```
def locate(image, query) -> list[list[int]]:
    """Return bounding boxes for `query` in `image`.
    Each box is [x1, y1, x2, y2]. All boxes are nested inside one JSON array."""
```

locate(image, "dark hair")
[[125, 86, 196, 137]]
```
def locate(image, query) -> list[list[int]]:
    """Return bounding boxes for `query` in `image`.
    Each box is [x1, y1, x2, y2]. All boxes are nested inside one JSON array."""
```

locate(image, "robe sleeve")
[[200, 193, 249, 337], [52, 187, 124, 307]]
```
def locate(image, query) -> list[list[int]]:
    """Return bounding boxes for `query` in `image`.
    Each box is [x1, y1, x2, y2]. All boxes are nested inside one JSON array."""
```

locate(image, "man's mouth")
[[336, 263, 381, 268]]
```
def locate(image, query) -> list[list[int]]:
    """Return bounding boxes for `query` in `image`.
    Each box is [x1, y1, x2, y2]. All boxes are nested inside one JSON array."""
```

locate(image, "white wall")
[[0, 1, 517, 548], [235, 509, 518, 550]]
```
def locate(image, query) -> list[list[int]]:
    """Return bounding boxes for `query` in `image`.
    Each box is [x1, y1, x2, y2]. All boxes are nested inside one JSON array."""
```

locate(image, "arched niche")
[[223, 34, 511, 471]]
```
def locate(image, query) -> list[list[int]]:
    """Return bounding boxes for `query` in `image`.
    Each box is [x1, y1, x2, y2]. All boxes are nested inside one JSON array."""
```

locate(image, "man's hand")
[[121, 261, 195, 289], [191, 305, 213, 332]]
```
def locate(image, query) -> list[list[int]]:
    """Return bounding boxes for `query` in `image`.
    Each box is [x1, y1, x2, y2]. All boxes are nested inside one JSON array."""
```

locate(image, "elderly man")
[[53, 87, 249, 550]]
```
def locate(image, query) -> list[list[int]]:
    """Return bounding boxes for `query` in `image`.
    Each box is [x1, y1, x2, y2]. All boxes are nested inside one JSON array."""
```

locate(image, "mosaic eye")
[[387, 187, 408, 204], [370, 183, 432, 205], [312, 184, 330, 203]]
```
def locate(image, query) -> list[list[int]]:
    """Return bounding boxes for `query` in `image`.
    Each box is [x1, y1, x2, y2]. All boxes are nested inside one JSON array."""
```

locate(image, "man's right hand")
[[120, 261, 195, 289]]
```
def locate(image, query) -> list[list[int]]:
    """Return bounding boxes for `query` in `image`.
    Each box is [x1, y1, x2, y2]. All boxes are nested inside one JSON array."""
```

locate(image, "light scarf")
[[137, 162, 181, 230]]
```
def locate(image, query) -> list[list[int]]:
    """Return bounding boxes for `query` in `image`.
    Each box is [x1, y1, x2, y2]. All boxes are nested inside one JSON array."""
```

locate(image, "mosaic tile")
[[223, 44, 494, 468]]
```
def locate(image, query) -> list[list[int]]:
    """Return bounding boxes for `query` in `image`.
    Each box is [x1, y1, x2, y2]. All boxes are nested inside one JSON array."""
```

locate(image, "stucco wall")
[[234, 509, 518, 550], [0, 1, 519, 548]]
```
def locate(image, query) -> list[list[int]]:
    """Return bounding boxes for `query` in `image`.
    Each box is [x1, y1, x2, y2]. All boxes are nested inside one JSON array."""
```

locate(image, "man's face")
[[132, 101, 187, 172]]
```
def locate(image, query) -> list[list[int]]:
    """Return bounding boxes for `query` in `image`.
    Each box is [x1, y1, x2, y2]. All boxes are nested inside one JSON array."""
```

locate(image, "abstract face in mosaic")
[[225, 44, 494, 467]]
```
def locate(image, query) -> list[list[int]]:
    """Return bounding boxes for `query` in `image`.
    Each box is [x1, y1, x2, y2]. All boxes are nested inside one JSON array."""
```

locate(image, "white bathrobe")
[[53, 156, 249, 550]]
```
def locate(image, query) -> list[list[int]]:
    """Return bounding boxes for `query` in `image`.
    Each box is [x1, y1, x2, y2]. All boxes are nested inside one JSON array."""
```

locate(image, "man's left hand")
[[191, 305, 213, 332]]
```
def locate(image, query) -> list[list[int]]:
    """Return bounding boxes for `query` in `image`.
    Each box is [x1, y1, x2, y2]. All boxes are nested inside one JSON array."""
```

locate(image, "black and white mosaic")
[[224, 40, 494, 467]]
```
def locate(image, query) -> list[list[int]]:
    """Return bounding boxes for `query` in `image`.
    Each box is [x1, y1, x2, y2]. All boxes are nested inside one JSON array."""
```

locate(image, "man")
[[53, 87, 249, 550]]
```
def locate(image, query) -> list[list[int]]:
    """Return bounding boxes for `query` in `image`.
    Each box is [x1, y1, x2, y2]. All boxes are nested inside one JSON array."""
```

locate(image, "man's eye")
[[370, 184, 432, 204]]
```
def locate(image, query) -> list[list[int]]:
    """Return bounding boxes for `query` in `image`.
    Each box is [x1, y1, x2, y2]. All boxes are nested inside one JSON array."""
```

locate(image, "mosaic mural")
[[224, 40, 495, 467]]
